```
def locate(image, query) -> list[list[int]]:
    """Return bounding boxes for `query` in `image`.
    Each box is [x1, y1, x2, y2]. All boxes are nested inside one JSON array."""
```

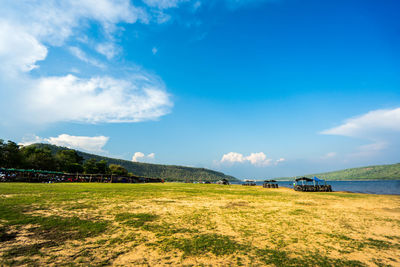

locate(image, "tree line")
[[0, 140, 129, 176]]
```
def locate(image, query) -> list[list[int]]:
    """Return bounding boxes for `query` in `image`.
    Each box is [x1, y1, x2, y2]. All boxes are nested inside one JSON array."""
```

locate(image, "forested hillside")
[[31, 143, 238, 182]]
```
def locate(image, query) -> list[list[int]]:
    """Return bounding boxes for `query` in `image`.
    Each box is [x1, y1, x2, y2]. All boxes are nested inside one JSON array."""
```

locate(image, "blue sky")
[[1, 0, 399, 179]]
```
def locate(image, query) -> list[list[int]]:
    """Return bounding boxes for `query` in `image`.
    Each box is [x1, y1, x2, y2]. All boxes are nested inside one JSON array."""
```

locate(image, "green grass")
[[115, 212, 159, 227], [156, 234, 244, 256]]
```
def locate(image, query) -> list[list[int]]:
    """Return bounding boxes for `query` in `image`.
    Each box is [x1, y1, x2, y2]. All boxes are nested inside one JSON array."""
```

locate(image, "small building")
[[293, 177, 332, 192], [263, 180, 278, 188], [216, 178, 230, 185], [242, 179, 256, 186]]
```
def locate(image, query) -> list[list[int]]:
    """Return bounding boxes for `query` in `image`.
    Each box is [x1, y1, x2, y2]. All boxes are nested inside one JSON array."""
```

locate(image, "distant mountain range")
[[31, 143, 239, 182], [276, 163, 400, 180]]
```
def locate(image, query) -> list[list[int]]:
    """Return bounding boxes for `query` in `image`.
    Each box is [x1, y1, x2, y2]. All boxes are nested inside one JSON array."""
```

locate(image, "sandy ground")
[[0, 183, 399, 266]]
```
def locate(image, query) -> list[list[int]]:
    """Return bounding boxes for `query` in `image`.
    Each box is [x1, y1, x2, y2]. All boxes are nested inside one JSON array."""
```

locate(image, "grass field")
[[0, 183, 399, 266]]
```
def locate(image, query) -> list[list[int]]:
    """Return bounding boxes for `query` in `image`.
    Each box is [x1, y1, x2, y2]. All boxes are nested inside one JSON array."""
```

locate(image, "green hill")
[[308, 163, 400, 180], [30, 143, 239, 182]]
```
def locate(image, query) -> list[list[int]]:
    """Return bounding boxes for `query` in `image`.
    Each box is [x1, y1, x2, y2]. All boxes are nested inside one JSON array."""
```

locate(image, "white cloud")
[[220, 152, 283, 167], [143, 0, 188, 10], [19, 134, 109, 153], [321, 152, 336, 159], [0, 21, 47, 74], [95, 42, 120, 59], [0, 0, 173, 126], [275, 158, 286, 165], [68, 46, 105, 68], [350, 142, 388, 158], [321, 107, 400, 138], [221, 152, 246, 163], [152, 47, 158, 55], [246, 152, 272, 166], [25, 74, 172, 123], [193, 1, 201, 10], [321, 107, 400, 157], [0, 1, 147, 53], [132, 152, 156, 162]]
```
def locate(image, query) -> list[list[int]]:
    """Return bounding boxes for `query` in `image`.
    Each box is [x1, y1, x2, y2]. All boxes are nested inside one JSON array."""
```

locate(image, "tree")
[[22, 147, 57, 170], [95, 160, 109, 174], [0, 139, 4, 167], [109, 164, 128, 176], [2, 141, 23, 168], [67, 163, 84, 173], [83, 158, 98, 174], [56, 150, 83, 173]]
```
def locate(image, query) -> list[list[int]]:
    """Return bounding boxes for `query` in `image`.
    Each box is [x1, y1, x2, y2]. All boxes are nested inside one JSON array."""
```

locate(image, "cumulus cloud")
[[0, 21, 47, 74], [0, 0, 172, 125], [19, 134, 109, 153], [132, 152, 155, 162], [25, 74, 171, 123], [220, 152, 284, 167]]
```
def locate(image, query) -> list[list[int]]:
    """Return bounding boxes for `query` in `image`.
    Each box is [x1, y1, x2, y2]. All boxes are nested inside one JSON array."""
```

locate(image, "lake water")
[[234, 180, 400, 195]]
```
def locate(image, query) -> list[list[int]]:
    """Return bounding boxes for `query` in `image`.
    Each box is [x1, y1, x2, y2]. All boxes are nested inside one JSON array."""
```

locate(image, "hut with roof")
[[263, 180, 278, 188], [293, 176, 332, 192]]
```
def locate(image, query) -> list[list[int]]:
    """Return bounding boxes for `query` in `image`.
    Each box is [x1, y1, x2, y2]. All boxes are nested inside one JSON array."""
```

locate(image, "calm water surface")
[[235, 180, 400, 195]]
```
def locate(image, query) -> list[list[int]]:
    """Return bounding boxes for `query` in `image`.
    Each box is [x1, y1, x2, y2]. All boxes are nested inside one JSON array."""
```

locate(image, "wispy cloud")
[[68, 46, 105, 68], [143, 0, 188, 10], [95, 42, 120, 60], [19, 134, 109, 153], [321, 107, 400, 138], [321, 107, 400, 157]]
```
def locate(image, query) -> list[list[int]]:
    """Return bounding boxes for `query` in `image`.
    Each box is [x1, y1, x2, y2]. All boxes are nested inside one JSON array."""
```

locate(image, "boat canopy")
[[295, 177, 313, 182], [312, 176, 324, 182]]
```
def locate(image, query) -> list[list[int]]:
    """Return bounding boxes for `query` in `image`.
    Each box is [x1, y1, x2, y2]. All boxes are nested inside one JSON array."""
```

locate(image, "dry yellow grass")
[[0, 183, 399, 266]]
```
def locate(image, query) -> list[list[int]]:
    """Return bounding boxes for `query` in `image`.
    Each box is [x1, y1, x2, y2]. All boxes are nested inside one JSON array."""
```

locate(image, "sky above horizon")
[[1, 0, 399, 179]]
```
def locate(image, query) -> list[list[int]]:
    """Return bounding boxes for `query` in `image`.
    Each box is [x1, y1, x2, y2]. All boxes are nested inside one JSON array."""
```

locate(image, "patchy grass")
[[115, 212, 158, 227], [0, 182, 399, 266], [156, 234, 244, 256]]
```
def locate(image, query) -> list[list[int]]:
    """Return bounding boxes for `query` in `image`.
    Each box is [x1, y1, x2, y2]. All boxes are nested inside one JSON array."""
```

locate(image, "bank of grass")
[[0, 183, 399, 266]]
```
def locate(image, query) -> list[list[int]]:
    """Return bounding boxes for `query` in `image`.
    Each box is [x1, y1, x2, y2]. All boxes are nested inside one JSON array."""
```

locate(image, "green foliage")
[[1, 140, 238, 182], [83, 158, 98, 174], [96, 160, 109, 174], [109, 164, 128, 176], [55, 149, 83, 172], [30, 143, 239, 182], [21, 146, 58, 170], [0, 140, 23, 168]]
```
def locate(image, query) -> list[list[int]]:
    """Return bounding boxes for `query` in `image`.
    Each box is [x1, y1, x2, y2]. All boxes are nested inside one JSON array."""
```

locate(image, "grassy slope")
[[0, 183, 399, 266], [30, 143, 239, 182], [276, 163, 400, 181], [309, 163, 400, 180]]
